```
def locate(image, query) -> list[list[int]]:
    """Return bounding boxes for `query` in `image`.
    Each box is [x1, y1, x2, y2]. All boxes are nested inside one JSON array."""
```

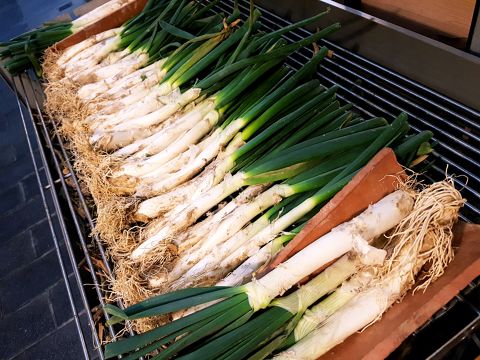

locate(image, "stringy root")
[[42, 46, 64, 82], [110, 248, 177, 333], [384, 177, 464, 292]]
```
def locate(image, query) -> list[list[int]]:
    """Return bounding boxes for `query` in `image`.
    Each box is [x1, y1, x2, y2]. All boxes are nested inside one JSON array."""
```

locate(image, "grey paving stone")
[[0, 294, 56, 360], [20, 172, 40, 201], [0, 250, 63, 314], [49, 275, 83, 327], [0, 231, 36, 277], [0, 153, 35, 189], [0, 196, 45, 240], [30, 219, 55, 256], [12, 313, 100, 360], [0, 145, 17, 167], [0, 183, 24, 214]]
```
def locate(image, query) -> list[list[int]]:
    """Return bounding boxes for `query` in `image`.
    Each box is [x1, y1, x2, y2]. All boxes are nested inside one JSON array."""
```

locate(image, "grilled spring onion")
[[0, 0, 139, 75], [102, 190, 413, 359], [274, 180, 463, 360]]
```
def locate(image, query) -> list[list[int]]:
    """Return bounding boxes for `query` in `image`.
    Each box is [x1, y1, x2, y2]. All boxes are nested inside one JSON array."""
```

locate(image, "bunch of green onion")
[[102, 188, 415, 359], [0, 0, 139, 75]]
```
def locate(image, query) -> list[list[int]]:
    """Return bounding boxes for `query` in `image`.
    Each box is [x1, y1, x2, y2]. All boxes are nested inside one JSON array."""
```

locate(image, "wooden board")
[[55, 0, 148, 50], [321, 222, 480, 359], [260, 147, 406, 276]]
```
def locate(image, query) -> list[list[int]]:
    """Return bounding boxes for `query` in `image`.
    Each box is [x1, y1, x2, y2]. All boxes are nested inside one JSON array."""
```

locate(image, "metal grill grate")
[[209, 0, 480, 224], [208, 1, 480, 358], [3, 0, 479, 358], [2, 71, 140, 360]]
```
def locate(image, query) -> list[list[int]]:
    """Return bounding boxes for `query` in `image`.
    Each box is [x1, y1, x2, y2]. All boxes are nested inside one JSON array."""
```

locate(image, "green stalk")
[[247, 126, 386, 176], [196, 27, 337, 89], [394, 130, 433, 166], [241, 80, 324, 141], [249, 8, 332, 53], [220, 67, 290, 128], [215, 59, 285, 109], [104, 292, 249, 358]]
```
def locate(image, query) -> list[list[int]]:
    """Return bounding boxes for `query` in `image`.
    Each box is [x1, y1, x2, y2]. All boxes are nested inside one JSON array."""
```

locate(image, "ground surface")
[[0, 1, 97, 359]]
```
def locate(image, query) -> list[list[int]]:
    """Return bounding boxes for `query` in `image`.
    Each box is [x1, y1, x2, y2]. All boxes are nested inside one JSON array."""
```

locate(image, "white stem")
[[65, 35, 122, 77], [72, 0, 135, 29], [57, 28, 121, 66], [170, 207, 272, 289], [88, 85, 179, 128], [115, 108, 218, 176], [131, 172, 247, 260], [274, 284, 396, 360], [148, 185, 268, 287], [79, 60, 165, 101], [90, 78, 172, 121], [243, 190, 413, 311], [134, 159, 220, 220], [111, 87, 201, 132], [111, 120, 189, 159], [173, 184, 295, 281], [216, 241, 278, 287], [76, 51, 148, 89], [135, 129, 244, 197]]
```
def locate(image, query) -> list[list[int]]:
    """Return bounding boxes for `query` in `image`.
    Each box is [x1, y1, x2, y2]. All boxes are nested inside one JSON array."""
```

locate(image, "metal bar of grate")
[[20, 74, 117, 350], [28, 74, 140, 347], [11, 74, 94, 359], [210, 1, 480, 357], [3, 0, 478, 358], [210, 0, 480, 225]]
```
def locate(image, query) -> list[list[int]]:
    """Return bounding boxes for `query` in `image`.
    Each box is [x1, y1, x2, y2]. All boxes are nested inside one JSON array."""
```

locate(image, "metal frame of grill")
[[2, 0, 479, 358]]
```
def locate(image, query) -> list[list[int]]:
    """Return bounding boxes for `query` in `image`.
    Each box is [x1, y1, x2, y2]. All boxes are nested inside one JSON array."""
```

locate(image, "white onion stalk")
[[109, 80, 175, 111], [290, 267, 379, 346], [111, 106, 218, 174], [133, 151, 231, 220], [74, 50, 149, 85], [131, 171, 247, 260], [147, 185, 268, 288], [78, 59, 166, 101], [97, 67, 163, 103], [109, 86, 200, 132], [110, 122, 192, 160], [57, 28, 122, 67], [242, 190, 413, 312], [90, 89, 200, 150], [62, 34, 117, 69], [166, 184, 294, 282], [133, 136, 221, 197], [65, 35, 123, 76], [166, 190, 410, 290], [134, 154, 237, 220], [115, 99, 215, 163], [134, 131, 246, 198], [275, 180, 463, 359], [217, 231, 296, 287], [274, 285, 393, 360], [87, 86, 182, 128], [71, 0, 136, 30], [125, 94, 278, 198]]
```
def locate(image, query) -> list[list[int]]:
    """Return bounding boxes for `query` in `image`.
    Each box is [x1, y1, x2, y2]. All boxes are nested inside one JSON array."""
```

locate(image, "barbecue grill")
[[2, 0, 479, 358]]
